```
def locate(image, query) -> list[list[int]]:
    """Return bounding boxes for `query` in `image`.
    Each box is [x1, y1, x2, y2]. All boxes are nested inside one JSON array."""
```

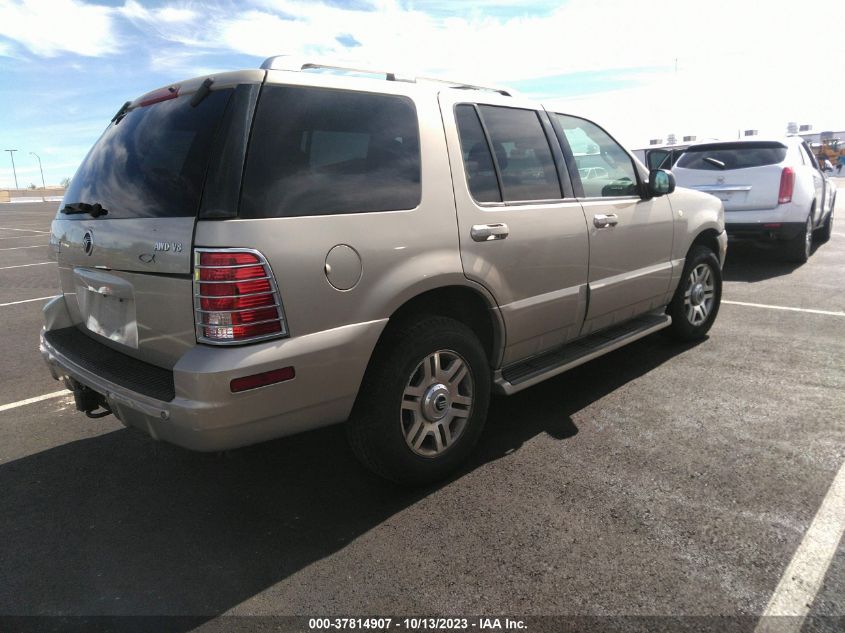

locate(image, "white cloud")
[[199, 0, 844, 143], [547, 54, 845, 149], [184, 0, 823, 85], [0, 0, 118, 57], [0, 40, 16, 57], [2, 0, 840, 152], [118, 0, 206, 47], [147, 48, 225, 77], [157, 6, 196, 22], [218, 9, 339, 57], [120, 0, 195, 23]]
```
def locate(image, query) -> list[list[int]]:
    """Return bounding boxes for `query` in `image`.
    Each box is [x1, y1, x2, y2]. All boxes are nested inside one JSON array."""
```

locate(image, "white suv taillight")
[[193, 248, 288, 345], [778, 167, 794, 204]]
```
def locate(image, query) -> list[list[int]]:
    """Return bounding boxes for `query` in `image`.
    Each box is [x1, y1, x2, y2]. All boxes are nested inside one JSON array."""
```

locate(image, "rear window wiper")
[[703, 156, 726, 169], [111, 101, 131, 125], [61, 202, 109, 218]]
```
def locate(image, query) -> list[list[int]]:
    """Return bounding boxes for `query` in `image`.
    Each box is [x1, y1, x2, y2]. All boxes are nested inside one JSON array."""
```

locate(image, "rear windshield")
[[676, 142, 787, 171], [62, 90, 231, 219]]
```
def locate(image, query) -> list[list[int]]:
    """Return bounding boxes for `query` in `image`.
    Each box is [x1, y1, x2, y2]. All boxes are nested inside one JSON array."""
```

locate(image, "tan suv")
[[41, 57, 727, 484]]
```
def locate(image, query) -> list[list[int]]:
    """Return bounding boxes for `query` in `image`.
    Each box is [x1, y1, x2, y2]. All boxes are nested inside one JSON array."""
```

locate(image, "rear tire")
[[347, 316, 491, 486], [667, 245, 722, 341], [815, 204, 834, 244], [786, 213, 813, 263]]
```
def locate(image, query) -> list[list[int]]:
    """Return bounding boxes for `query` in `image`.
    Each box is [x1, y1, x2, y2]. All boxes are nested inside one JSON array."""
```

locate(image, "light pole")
[[4, 149, 18, 189], [30, 152, 45, 189]]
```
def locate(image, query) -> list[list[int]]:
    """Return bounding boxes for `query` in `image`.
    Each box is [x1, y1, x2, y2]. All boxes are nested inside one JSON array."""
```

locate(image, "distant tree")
[[60, 177, 71, 188], [28, 183, 37, 189]]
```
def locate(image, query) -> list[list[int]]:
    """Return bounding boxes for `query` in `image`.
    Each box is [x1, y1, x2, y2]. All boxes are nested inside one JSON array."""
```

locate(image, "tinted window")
[[477, 106, 561, 201], [675, 142, 787, 171], [555, 114, 638, 197], [63, 90, 232, 219], [455, 105, 501, 203], [800, 144, 819, 169], [240, 86, 420, 218], [646, 149, 673, 170]]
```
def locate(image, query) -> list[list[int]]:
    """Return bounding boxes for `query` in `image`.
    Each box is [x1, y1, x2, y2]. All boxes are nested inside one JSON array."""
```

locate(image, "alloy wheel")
[[684, 263, 716, 326], [400, 350, 473, 457]]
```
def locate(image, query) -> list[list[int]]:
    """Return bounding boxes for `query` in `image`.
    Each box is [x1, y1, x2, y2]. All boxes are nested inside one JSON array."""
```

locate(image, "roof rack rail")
[[259, 55, 512, 96]]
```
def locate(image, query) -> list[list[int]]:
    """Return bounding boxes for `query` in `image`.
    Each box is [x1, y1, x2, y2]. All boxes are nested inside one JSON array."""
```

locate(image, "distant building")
[[797, 129, 845, 145], [744, 129, 758, 137], [666, 133, 677, 145]]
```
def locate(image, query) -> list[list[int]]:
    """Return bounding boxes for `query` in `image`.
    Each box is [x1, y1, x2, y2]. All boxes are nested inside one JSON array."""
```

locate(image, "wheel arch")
[[376, 284, 505, 369], [690, 228, 721, 257]]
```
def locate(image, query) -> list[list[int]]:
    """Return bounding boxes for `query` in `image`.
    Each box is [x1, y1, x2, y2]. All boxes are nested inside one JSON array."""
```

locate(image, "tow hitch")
[[66, 378, 113, 419]]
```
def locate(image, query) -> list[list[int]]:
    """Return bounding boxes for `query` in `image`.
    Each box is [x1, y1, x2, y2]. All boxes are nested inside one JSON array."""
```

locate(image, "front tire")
[[347, 316, 491, 485], [667, 245, 722, 341]]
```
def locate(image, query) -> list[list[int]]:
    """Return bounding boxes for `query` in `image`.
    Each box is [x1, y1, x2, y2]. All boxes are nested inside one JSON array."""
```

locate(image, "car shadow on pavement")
[[722, 241, 819, 283], [0, 334, 702, 627]]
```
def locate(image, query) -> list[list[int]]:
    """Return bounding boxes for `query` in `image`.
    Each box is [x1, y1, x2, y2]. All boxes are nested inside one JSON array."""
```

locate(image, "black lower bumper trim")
[[726, 222, 804, 242], [44, 327, 175, 402]]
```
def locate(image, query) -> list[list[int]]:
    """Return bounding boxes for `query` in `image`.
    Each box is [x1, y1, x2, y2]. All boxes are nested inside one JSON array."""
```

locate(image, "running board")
[[494, 313, 672, 395]]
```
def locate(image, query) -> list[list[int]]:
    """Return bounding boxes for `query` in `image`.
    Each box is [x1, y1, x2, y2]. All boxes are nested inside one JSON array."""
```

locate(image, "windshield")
[[62, 89, 232, 219], [676, 142, 787, 171]]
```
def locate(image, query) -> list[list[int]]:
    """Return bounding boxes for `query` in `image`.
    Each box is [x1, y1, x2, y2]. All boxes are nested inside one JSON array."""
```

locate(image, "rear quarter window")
[[240, 86, 421, 218], [676, 143, 788, 171]]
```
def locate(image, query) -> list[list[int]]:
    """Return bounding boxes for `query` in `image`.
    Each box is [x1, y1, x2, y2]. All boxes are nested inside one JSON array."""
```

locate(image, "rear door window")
[[476, 106, 562, 202], [675, 142, 787, 171], [62, 90, 232, 219], [240, 86, 421, 218]]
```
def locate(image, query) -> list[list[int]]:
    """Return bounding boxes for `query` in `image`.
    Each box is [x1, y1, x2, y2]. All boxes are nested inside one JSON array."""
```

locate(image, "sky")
[[0, 0, 842, 188]]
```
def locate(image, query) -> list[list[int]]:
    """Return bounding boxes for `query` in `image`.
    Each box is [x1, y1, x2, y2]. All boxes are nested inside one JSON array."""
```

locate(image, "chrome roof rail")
[[259, 55, 512, 96], [413, 75, 511, 96]]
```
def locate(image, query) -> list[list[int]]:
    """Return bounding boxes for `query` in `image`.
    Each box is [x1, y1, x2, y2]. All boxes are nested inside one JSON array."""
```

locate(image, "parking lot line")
[[0, 390, 69, 413], [0, 234, 50, 241], [755, 462, 845, 632], [0, 227, 50, 233], [0, 262, 54, 271], [722, 300, 845, 318], [0, 244, 49, 252], [0, 295, 58, 308]]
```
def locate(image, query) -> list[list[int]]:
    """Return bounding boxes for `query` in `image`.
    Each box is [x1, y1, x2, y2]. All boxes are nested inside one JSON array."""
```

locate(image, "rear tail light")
[[778, 167, 794, 204], [193, 248, 288, 345]]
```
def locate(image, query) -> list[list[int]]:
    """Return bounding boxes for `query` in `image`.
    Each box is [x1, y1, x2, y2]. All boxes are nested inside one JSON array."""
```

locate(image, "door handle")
[[471, 223, 509, 242], [593, 213, 619, 228]]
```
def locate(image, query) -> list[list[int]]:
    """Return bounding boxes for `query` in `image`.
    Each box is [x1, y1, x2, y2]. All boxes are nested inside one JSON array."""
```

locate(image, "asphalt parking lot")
[[0, 200, 842, 632]]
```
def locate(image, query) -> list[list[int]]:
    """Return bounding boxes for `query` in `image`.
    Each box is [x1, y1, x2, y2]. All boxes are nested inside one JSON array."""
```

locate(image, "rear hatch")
[[672, 141, 788, 211], [52, 83, 234, 368]]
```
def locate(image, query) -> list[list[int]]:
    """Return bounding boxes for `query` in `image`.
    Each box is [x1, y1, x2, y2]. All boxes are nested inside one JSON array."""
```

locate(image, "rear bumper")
[[40, 296, 386, 451], [726, 222, 805, 243]]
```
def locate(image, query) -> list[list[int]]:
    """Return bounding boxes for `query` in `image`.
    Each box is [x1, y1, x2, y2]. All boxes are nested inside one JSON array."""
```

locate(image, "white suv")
[[673, 137, 836, 263]]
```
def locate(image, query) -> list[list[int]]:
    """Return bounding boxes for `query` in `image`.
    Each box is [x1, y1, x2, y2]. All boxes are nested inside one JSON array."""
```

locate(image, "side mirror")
[[648, 169, 675, 196]]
